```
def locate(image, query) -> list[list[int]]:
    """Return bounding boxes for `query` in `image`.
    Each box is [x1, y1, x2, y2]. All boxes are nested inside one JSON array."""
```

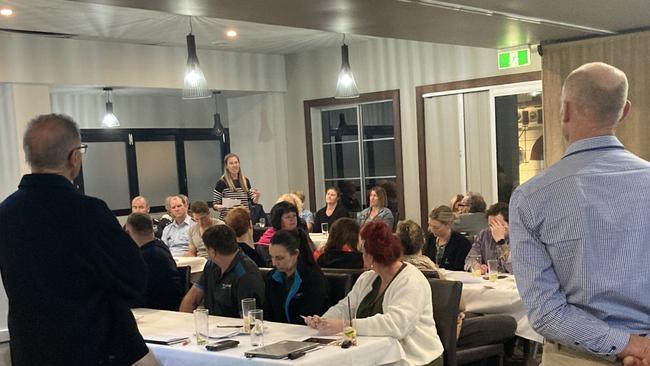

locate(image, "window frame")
[[304, 89, 404, 220], [76, 127, 229, 216]]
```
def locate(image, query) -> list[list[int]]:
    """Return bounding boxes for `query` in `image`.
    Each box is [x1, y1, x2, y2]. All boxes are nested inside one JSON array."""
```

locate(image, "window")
[[305, 90, 403, 219], [76, 128, 228, 215]]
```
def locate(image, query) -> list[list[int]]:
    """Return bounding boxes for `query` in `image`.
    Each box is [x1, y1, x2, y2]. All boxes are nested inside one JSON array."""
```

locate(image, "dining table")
[[133, 308, 408, 366], [441, 270, 544, 343]]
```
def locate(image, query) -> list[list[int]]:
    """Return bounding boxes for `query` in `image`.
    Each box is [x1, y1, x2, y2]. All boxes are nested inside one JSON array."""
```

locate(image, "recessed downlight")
[[226, 30, 238, 38], [0, 8, 14, 16]]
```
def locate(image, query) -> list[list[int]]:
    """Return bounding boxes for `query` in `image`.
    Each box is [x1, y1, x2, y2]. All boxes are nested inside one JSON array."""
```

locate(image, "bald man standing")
[[0, 114, 156, 365], [511, 62, 650, 365]]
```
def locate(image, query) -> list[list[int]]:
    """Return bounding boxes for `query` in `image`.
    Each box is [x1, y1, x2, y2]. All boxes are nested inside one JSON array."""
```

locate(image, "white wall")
[[284, 38, 541, 220], [227, 92, 289, 210], [50, 92, 224, 129]]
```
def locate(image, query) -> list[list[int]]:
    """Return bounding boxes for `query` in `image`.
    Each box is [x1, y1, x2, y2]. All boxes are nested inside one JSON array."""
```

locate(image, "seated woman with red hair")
[[305, 221, 443, 366]]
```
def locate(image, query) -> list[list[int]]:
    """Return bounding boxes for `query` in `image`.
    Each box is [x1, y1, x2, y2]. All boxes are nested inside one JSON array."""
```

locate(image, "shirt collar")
[[563, 135, 623, 159], [19, 173, 77, 191], [171, 214, 193, 228]]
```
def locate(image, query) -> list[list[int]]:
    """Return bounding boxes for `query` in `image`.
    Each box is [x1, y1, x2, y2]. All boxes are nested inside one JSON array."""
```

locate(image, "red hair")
[[360, 221, 402, 266]]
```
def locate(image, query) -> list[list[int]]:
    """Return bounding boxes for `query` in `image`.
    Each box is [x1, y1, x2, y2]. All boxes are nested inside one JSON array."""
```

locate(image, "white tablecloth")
[[173, 257, 207, 274], [309, 233, 328, 249], [133, 308, 406, 366], [441, 271, 544, 343]]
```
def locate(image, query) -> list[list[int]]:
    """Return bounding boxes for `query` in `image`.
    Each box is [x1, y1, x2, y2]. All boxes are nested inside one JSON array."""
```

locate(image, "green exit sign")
[[498, 48, 530, 69]]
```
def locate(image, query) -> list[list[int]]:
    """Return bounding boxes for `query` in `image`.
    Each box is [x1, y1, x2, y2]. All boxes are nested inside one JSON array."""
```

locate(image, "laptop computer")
[[244, 340, 319, 359]]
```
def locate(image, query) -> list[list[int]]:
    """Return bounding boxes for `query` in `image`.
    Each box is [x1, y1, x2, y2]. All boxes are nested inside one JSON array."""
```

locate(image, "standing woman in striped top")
[[212, 153, 260, 220]]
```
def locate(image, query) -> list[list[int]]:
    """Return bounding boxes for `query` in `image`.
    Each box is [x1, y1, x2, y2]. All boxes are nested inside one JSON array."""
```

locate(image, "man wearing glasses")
[[0, 114, 157, 365]]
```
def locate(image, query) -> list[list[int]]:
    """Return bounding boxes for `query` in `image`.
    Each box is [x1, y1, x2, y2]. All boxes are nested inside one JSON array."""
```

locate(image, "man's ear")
[[561, 100, 571, 123], [620, 100, 631, 122]]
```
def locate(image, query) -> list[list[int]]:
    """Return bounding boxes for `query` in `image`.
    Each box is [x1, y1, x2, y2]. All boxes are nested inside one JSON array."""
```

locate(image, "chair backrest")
[[321, 267, 365, 282], [258, 267, 273, 278], [177, 265, 192, 294], [421, 270, 440, 279], [429, 278, 462, 366], [254, 244, 272, 267], [323, 272, 355, 307]]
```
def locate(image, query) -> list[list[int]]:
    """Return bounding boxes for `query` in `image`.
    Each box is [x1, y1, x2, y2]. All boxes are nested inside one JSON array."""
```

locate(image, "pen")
[[181, 339, 190, 346]]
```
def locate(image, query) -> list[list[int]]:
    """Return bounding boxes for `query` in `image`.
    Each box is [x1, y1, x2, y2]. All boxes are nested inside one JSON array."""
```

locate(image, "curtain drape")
[[542, 31, 650, 164]]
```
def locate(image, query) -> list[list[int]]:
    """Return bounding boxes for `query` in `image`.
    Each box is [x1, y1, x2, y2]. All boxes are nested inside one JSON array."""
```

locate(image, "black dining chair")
[[177, 265, 192, 295], [322, 272, 355, 307], [429, 278, 504, 366]]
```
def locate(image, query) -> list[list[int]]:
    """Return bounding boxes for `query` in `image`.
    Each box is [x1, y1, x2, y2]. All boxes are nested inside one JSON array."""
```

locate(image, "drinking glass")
[[193, 308, 209, 345], [321, 223, 329, 237], [258, 217, 266, 228], [468, 255, 482, 277], [249, 309, 264, 346], [241, 298, 256, 333], [487, 259, 499, 281]]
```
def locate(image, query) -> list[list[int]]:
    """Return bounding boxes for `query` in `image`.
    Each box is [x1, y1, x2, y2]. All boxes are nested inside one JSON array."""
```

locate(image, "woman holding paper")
[[305, 221, 443, 366], [212, 153, 260, 220]]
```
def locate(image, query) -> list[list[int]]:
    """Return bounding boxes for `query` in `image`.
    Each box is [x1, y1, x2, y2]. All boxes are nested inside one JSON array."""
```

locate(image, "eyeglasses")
[[68, 144, 88, 159]]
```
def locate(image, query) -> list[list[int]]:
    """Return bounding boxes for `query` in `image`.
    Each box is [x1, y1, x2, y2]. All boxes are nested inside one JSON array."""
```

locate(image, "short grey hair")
[[23, 114, 80, 170]]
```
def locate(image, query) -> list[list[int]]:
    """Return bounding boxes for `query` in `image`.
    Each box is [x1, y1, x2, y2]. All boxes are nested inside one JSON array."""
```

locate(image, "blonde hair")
[[222, 153, 250, 193], [429, 205, 455, 225], [291, 190, 306, 203], [396, 220, 426, 255], [276, 193, 303, 212]]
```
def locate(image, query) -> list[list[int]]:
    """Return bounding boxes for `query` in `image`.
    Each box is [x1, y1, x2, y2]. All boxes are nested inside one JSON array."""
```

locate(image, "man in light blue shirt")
[[510, 62, 650, 365], [162, 195, 193, 256]]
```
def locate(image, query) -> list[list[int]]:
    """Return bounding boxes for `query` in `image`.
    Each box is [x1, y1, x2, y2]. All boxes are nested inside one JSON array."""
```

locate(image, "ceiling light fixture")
[[212, 91, 225, 139], [183, 17, 211, 99], [334, 34, 359, 99], [226, 30, 238, 38], [0, 8, 13, 16], [101, 88, 120, 128]]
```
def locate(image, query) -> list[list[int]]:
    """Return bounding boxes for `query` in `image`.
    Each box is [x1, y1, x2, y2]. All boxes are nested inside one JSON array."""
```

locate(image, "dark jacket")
[[424, 231, 472, 271], [313, 204, 349, 233], [264, 261, 328, 325], [0, 174, 148, 366], [317, 250, 364, 269], [139, 238, 183, 311]]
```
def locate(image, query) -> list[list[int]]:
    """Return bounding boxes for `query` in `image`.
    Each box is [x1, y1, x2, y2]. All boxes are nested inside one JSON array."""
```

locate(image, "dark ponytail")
[[270, 229, 316, 266]]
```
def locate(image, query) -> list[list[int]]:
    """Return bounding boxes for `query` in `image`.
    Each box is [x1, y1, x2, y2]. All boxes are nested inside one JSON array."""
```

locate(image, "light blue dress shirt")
[[162, 215, 194, 257], [510, 135, 650, 358]]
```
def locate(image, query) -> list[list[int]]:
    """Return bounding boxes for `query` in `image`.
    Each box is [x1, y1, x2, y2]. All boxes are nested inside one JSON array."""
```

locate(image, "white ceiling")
[[2, 0, 649, 54], [0, 0, 376, 54]]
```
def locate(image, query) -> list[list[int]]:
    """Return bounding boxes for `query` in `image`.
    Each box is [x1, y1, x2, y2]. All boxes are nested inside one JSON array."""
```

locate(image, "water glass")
[[241, 298, 256, 332], [321, 223, 329, 237], [193, 308, 209, 345], [468, 255, 482, 277], [249, 309, 264, 346], [258, 217, 266, 228], [487, 259, 498, 281]]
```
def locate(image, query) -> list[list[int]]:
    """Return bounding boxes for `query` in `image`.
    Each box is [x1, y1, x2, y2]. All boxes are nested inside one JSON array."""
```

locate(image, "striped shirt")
[[212, 177, 254, 220], [510, 135, 650, 358]]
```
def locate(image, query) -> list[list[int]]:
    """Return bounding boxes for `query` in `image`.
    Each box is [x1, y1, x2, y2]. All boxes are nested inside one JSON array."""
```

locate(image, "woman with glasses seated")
[[264, 230, 328, 325], [305, 221, 443, 366], [424, 205, 471, 271]]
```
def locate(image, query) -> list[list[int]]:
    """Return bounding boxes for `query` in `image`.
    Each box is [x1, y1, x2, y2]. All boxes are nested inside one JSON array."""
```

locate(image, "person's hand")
[[317, 319, 346, 336], [619, 335, 650, 366], [213, 204, 225, 211], [489, 215, 509, 242], [251, 188, 261, 204], [480, 264, 489, 275], [303, 315, 322, 329]]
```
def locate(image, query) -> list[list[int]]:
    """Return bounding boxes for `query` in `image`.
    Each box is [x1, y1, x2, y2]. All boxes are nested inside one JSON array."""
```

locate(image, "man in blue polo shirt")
[[162, 195, 193, 256], [179, 225, 264, 316]]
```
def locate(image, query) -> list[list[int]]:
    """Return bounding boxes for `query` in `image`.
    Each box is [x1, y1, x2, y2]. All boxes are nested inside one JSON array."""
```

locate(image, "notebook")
[[244, 340, 319, 359]]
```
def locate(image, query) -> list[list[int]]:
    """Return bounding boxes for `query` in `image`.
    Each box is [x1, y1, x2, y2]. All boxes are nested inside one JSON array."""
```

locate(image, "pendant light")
[[212, 91, 225, 138], [183, 17, 210, 99], [334, 34, 359, 99], [101, 87, 119, 128]]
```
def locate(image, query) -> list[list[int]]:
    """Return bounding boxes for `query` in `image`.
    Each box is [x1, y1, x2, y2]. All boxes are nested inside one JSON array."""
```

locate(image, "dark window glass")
[[321, 108, 358, 143], [361, 102, 393, 139], [323, 142, 360, 179], [364, 140, 396, 177]]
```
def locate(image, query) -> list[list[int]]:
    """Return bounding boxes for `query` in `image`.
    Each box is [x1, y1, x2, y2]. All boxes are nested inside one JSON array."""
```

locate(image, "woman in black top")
[[316, 218, 363, 269], [313, 187, 349, 233], [265, 230, 328, 325], [212, 153, 260, 220], [424, 205, 471, 270]]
